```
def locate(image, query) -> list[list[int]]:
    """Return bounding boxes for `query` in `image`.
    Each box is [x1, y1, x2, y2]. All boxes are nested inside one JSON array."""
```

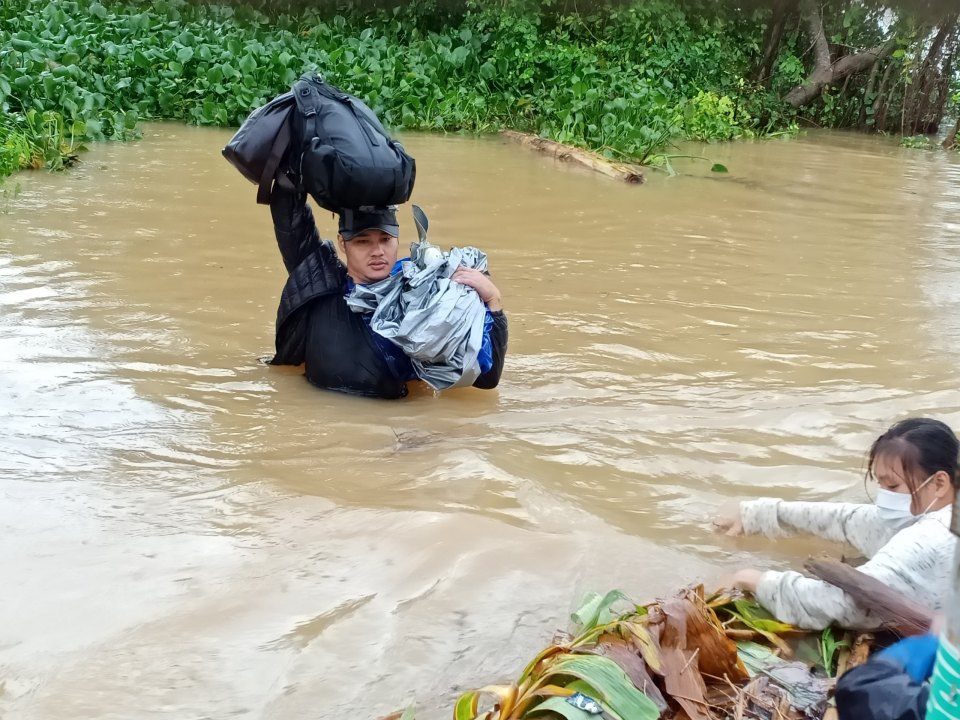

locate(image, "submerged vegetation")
[[1, 0, 959, 183]]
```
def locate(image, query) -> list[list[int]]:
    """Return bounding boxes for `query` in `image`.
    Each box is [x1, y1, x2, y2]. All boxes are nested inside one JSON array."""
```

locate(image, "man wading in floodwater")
[[265, 185, 508, 399]]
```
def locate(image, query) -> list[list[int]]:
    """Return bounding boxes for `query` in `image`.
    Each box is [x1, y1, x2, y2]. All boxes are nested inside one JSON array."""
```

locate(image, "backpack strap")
[[256, 116, 291, 205], [391, 163, 404, 203], [294, 78, 323, 132]]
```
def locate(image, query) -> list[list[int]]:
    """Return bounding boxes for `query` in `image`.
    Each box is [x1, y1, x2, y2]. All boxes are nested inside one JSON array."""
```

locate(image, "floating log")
[[804, 557, 933, 636], [500, 130, 644, 184]]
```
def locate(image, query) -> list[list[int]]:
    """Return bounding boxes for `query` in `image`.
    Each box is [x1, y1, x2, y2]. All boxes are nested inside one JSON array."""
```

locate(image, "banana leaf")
[[407, 584, 883, 720], [571, 590, 632, 632], [527, 681, 606, 720], [525, 696, 595, 720], [540, 655, 661, 720]]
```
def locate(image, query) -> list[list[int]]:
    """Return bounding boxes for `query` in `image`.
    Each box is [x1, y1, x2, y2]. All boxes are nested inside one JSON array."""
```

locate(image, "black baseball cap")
[[338, 206, 399, 240]]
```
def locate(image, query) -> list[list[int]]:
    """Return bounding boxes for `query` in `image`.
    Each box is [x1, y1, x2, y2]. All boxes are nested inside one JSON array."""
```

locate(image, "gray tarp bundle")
[[345, 243, 489, 390]]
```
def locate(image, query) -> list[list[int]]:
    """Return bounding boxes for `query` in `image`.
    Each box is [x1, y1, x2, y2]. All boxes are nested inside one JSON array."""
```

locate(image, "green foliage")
[[714, 596, 798, 655], [0, 110, 88, 175], [0, 0, 800, 183], [0, 129, 31, 179], [682, 89, 753, 142], [900, 134, 936, 149], [776, 53, 807, 87], [0, 0, 947, 184], [818, 626, 850, 676], [571, 590, 633, 632]]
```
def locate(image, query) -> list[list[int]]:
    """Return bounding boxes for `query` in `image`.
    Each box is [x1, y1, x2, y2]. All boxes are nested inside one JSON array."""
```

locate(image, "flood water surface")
[[2, 125, 960, 719]]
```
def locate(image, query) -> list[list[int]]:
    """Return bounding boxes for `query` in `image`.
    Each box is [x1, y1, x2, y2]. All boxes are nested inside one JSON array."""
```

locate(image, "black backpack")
[[222, 74, 416, 210], [221, 90, 297, 204], [292, 75, 416, 212]]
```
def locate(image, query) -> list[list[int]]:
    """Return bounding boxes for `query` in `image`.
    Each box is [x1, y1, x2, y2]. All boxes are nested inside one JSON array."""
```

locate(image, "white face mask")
[[874, 488, 918, 527], [874, 474, 937, 527]]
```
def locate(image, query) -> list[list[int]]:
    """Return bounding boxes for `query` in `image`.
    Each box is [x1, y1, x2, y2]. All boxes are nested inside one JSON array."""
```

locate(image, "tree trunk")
[[804, 557, 933, 636], [904, 18, 957, 134], [873, 60, 897, 133], [943, 115, 960, 149], [755, 0, 797, 86], [785, 0, 896, 108], [931, 50, 955, 131], [838, 73, 854, 124], [838, 72, 852, 103]]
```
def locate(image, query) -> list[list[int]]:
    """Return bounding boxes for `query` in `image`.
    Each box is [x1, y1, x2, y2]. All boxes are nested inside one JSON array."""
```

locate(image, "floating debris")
[[384, 584, 889, 720]]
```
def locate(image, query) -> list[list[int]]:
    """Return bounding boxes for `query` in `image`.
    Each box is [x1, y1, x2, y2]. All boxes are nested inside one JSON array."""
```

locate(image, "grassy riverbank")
[[1, 0, 956, 182]]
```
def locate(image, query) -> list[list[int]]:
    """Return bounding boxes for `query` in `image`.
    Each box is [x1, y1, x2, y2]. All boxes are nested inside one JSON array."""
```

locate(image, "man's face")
[[340, 229, 400, 284]]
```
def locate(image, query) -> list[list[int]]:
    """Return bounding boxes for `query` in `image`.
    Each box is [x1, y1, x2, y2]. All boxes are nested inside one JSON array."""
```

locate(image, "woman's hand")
[[452, 268, 502, 311], [714, 501, 744, 536], [731, 569, 763, 593]]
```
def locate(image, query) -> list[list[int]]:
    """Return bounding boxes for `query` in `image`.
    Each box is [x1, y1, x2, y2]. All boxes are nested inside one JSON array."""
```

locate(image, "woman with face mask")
[[715, 417, 958, 630]]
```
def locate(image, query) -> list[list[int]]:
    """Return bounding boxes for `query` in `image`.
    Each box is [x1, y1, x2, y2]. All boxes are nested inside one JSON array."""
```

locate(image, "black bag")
[[221, 91, 297, 204], [293, 75, 416, 212]]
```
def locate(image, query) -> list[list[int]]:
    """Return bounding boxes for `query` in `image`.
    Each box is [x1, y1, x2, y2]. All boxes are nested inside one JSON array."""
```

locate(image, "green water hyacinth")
[[0, 0, 789, 181], [7, 0, 952, 183]]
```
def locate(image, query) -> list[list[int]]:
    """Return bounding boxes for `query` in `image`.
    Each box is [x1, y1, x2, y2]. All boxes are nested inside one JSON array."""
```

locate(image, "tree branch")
[[802, 0, 832, 71], [804, 557, 932, 637], [785, 37, 897, 108]]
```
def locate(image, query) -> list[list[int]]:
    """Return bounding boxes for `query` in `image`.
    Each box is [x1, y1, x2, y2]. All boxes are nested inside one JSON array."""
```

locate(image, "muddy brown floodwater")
[[2, 124, 960, 719]]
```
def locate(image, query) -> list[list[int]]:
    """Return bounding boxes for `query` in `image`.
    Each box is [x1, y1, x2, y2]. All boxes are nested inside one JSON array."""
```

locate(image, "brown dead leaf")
[[835, 632, 874, 679], [661, 586, 749, 683], [661, 646, 715, 720], [592, 633, 669, 712], [849, 633, 873, 668]]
